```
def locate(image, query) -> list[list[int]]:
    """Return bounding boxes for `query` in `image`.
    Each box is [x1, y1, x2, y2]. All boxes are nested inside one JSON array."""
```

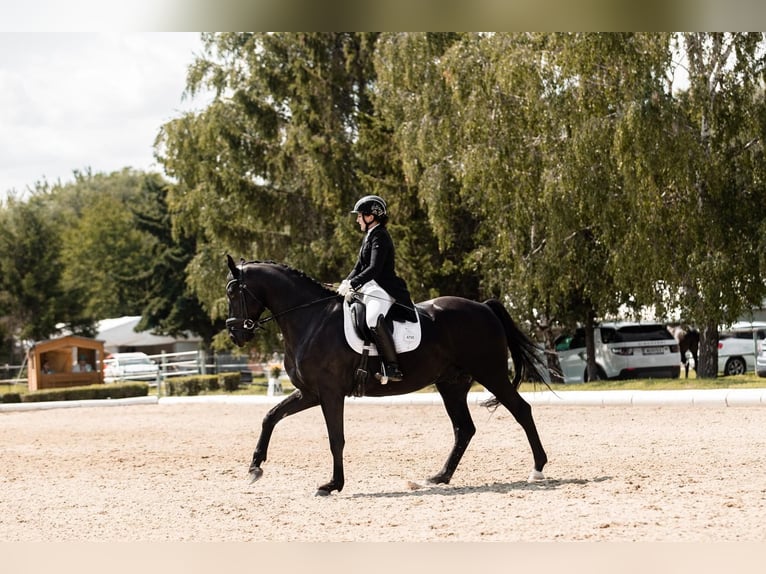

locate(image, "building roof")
[[96, 316, 200, 352]]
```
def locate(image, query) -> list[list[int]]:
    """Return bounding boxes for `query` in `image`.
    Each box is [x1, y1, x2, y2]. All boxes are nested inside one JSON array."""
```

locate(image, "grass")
[[518, 372, 766, 393]]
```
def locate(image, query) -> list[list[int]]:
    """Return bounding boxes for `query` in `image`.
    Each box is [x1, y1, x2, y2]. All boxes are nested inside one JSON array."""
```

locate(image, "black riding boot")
[[370, 314, 403, 383]]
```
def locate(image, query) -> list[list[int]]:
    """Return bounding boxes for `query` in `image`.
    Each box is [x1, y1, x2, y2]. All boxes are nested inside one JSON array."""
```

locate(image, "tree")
[[128, 174, 223, 346], [157, 34, 379, 312], [620, 33, 766, 377], [375, 33, 676, 379], [156, 32, 455, 356], [374, 33, 484, 300], [58, 175, 158, 320], [0, 193, 69, 352], [530, 33, 677, 379]]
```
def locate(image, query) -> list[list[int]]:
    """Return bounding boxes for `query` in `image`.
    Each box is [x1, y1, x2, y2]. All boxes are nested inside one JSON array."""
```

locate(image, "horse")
[[225, 255, 548, 496], [667, 324, 699, 378]]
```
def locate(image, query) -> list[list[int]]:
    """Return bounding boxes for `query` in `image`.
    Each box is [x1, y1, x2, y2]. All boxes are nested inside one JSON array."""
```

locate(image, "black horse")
[[667, 324, 700, 378], [225, 255, 548, 496]]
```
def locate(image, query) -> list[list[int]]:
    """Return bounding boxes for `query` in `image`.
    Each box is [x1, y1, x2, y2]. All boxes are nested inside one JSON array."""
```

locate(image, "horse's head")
[[225, 254, 265, 347]]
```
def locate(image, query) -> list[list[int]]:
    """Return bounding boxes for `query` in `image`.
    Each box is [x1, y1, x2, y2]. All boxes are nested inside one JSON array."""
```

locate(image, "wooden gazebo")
[[27, 335, 105, 391]]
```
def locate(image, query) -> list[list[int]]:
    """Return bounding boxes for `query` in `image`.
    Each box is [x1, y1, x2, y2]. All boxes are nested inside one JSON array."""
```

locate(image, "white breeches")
[[359, 280, 394, 328]]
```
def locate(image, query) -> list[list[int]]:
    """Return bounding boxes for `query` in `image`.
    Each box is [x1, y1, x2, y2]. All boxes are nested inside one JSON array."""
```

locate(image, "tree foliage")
[[158, 34, 378, 289], [128, 174, 223, 345], [0, 193, 67, 343], [663, 33, 766, 376], [0, 169, 216, 362], [4, 33, 766, 378], [156, 32, 458, 349]]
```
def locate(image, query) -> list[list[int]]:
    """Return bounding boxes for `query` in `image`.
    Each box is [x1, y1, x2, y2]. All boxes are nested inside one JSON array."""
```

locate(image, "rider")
[[337, 195, 416, 383]]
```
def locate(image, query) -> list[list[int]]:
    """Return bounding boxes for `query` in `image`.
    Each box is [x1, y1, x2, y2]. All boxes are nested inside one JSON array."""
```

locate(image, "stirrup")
[[375, 364, 403, 385]]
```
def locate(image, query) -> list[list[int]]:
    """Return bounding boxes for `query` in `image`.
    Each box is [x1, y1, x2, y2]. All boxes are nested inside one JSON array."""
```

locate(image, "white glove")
[[337, 280, 352, 297]]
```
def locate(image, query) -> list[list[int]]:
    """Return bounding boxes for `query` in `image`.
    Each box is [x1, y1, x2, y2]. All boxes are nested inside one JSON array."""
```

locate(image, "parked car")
[[555, 322, 680, 383], [103, 352, 159, 383], [756, 336, 766, 378], [718, 322, 766, 376]]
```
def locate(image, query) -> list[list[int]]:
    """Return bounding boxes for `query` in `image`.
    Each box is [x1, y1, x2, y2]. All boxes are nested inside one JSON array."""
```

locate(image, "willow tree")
[[374, 33, 486, 300], [667, 33, 766, 377], [375, 33, 674, 379]]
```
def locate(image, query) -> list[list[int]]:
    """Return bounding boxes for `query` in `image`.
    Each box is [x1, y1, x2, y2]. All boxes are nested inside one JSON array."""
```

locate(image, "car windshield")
[[603, 325, 673, 343]]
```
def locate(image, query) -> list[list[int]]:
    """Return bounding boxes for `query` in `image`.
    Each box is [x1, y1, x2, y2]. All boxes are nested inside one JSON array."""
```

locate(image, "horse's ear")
[[226, 254, 239, 277]]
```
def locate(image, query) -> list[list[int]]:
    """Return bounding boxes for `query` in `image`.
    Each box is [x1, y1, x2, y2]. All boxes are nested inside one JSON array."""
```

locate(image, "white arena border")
[[0, 395, 158, 412], [159, 388, 764, 407], [2, 388, 765, 413]]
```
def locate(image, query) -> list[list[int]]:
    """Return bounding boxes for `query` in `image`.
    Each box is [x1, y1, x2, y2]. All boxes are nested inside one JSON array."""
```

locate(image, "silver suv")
[[555, 322, 681, 383]]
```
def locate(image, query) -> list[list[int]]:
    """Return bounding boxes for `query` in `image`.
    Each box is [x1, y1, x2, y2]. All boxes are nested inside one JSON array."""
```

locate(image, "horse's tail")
[[484, 299, 548, 390]]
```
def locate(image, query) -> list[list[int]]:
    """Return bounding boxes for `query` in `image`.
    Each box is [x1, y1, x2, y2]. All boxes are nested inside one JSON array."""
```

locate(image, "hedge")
[[1, 372, 245, 402], [5, 382, 150, 403], [2, 392, 22, 403], [164, 372, 240, 396]]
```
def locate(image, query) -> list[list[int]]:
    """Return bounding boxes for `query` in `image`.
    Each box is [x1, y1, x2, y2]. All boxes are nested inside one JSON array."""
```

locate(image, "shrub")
[[164, 375, 220, 396], [1, 392, 22, 403], [218, 372, 240, 392], [20, 383, 149, 403]]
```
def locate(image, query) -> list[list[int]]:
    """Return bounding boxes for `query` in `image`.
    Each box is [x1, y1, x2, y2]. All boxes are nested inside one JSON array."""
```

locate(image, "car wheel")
[[724, 357, 747, 376]]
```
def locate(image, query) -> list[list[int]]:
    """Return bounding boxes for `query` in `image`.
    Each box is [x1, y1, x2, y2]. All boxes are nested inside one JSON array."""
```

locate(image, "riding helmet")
[[351, 195, 387, 218]]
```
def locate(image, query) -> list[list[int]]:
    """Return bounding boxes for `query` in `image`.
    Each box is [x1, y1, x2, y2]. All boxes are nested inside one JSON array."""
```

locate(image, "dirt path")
[[1, 400, 765, 541]]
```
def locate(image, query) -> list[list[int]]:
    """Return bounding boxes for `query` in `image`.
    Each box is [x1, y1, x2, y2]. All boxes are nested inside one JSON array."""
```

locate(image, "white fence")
[[1, 350, 264, 389]]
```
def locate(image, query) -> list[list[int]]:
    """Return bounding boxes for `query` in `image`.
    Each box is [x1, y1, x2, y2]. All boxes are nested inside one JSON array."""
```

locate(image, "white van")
[[103, 352, 159, 383], [555, 322, 681, 383]]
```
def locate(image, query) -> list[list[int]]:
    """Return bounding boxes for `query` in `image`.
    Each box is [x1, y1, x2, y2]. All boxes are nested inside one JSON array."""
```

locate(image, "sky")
[[0, 32, 209, 198]]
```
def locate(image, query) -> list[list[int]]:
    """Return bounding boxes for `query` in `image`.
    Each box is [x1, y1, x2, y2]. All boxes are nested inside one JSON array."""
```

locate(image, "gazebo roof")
[[28, 334, 105, 354]]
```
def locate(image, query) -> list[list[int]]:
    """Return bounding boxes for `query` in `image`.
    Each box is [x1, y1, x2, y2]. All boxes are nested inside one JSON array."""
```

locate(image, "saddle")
[[343, 299, 422, 356], [343, 299, 422, 398]]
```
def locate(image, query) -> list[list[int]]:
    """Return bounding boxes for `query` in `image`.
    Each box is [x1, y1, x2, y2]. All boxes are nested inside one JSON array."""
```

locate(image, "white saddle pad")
[[342, 303, 422, 355]]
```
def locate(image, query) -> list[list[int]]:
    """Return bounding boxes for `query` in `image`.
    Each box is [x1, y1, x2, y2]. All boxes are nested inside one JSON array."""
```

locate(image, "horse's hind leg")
[[249, 389, 319, 482], [486, 381, 547, 481], [429, 375, 475, 484]]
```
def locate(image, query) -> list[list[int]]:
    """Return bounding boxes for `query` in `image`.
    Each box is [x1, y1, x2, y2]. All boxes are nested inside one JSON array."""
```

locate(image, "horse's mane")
[[245, 260, 336, 296]]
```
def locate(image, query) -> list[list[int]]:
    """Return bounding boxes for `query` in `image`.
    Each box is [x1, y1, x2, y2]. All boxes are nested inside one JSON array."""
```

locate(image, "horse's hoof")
[[249, 467, 264, 483], [315, 488, 331, 497], [426, 474, 449, 485], [527, 469, 546, 483]]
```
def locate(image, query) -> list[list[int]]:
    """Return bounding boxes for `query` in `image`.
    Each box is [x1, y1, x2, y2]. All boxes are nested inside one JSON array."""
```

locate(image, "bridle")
[[225, 277, 338, 337], [225, 278, 267, 336]]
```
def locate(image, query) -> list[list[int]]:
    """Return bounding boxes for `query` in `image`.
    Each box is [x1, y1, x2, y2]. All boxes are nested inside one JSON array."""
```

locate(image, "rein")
[[255, 295, 339, 328], [227, 278, 337, 334]]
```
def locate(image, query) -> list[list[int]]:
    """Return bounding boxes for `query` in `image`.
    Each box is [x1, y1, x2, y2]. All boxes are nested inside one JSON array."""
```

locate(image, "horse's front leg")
[[429, 378, 475, 484], [249, 389, 319, 482], [315, 393, 346, 496]]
